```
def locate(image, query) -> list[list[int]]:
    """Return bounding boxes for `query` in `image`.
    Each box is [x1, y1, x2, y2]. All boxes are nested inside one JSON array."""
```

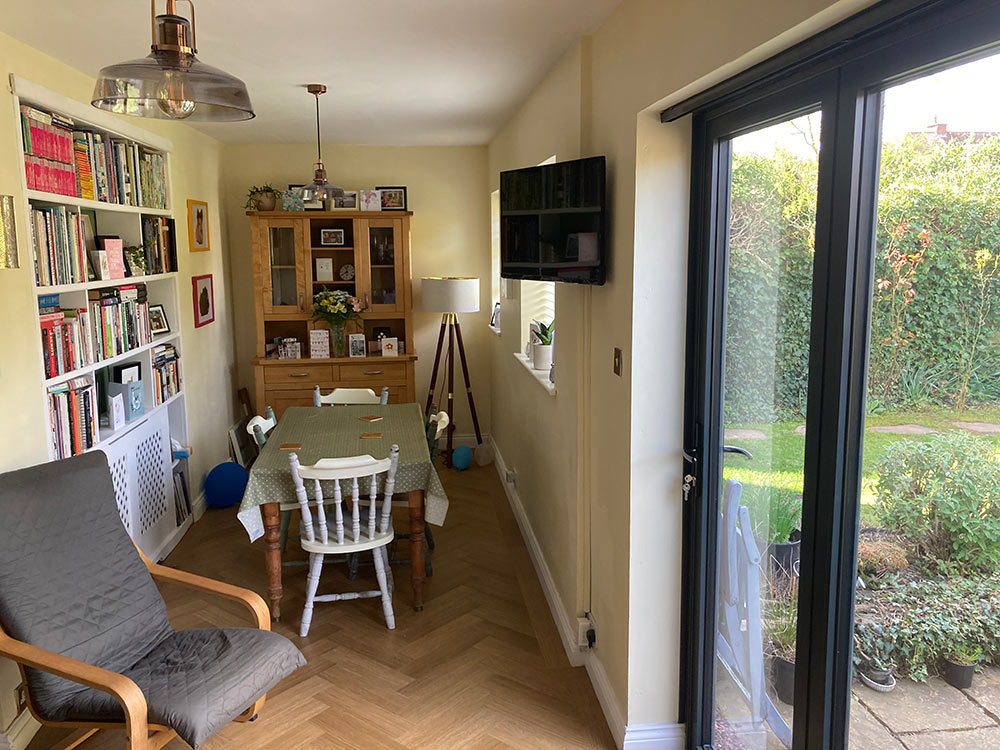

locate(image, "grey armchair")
[[0, 452, 305, 749]]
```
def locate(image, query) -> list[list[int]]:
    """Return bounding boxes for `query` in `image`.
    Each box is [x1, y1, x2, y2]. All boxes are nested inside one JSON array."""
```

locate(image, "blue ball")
[[451, 445, 473, 471], [205, 462, 249, 508]]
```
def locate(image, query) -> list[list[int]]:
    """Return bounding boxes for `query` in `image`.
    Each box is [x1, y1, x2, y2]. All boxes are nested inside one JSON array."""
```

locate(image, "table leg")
[[261, 502, 283, 621], [407, 490, 426, 611]]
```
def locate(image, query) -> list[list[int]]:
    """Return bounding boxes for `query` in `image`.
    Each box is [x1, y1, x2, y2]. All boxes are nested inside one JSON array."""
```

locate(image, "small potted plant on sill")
[[531, 320, 554, 371], [245, 184, 281, 211], [944, 644, 981, 689]]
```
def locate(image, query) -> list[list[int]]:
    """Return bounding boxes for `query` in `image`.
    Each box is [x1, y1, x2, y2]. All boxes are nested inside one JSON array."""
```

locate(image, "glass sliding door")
[[714, 113, 821, 750], [848, 51, 1000, 748]]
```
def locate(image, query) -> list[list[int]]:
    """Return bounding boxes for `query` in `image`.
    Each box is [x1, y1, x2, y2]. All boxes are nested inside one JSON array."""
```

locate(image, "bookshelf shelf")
[[13, 76, 190, 562], [26, 189, 172, 216], [35, 272, 178, 295], [43, 332, 181, 387]]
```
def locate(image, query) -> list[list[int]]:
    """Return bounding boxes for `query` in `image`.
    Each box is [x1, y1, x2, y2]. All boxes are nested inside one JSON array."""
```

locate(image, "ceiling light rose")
[[295, 84, 344, 203], [91, 0, 254, 122]]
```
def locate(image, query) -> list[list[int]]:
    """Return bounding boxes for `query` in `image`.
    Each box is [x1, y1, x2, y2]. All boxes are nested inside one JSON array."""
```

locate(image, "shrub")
[[855, 575, 1000, 681], [873, 431, 1000, 572], [857, 539, 908, 580]]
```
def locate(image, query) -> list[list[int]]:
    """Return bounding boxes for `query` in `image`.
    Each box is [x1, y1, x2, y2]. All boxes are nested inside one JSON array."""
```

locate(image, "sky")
[[733, 50, 1000, 158]]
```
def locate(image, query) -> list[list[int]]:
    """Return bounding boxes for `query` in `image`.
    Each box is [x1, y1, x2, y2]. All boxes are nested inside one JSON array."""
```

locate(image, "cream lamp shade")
[[422, 277, 480, 313]]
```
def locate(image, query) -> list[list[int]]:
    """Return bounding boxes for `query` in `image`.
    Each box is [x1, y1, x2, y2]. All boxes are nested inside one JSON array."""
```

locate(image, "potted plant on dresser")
[[531, 319, 555, 371], [245, 184, 282, 211]]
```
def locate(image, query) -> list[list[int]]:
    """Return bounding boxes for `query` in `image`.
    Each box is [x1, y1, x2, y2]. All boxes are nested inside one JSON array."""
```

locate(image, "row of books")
[[140, 216, 178, 275], [173, 470, 192, 525], [31, 205, 87, 286], [20, 105, 168, 209], [47, 377, 98, 459], [152, 343, 181, 405], [38, 285, 153, 379]]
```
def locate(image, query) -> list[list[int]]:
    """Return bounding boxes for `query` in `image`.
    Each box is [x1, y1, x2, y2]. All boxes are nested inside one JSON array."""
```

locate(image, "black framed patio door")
[[677, 2, 1000, 749]]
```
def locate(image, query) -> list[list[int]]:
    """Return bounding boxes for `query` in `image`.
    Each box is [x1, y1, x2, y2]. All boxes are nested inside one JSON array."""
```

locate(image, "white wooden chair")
[[246, 406, 276, 448], [289, 446, 400, 636], [313, 386, 389, 406], [716, 479, 792, 748], [426, 410, 450, 463]]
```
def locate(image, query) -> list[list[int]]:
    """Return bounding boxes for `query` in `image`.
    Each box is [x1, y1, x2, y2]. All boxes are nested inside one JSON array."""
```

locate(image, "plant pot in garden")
[[532, 344, 553, 371], [944, 658, 975, 689], [772, 656, 795, 705], [767, 539, 801, 580], [859, 670, 897, 692]]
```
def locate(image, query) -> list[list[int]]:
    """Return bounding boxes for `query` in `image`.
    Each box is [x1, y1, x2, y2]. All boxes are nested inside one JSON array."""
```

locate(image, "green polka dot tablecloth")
[[238, 404, 449, 542]]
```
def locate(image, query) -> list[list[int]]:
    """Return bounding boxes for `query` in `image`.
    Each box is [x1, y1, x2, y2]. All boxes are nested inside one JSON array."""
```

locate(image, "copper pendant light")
[[91, 0, 254, 122], [294, 84, 344, 203]]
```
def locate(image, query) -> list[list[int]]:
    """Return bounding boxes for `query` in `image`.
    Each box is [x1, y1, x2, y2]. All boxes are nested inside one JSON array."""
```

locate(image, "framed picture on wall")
[[192, 274, 215, 328], [186, 199, 210, 252]]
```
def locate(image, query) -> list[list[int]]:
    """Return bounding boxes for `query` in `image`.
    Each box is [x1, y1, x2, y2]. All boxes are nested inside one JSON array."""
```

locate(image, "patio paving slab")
[[952, 420, 1000, 434], [857, 677, 993, 733], [848, 695, 905, 749], [725, 428, 768, 440], [794, 425, 807, 436], [868, 424, 937, 435], [899, 726, 1000, 750], [962, 666, 1000, 720]]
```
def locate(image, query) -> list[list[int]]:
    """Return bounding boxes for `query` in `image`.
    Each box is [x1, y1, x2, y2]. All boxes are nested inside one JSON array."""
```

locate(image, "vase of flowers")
[[313, 288, 364, 357]]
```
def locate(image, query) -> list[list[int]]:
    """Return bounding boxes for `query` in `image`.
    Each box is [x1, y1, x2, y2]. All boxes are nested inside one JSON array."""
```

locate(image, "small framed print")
[[187, 199, 210, 252], [376, 186, 407, 211], [360, 190, 382, 212], [381, 336, 399, 357], [332, 190, 359, 210], [315, 257, 334, 281], [113, 363, 141, 384], [148, 304, 170, 335], [349, 333, 367, 358], [320, 228, 345, 246], [192, 274, 215, 328]]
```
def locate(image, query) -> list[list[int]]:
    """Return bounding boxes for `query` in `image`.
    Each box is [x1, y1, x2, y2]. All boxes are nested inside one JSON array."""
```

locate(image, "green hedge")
[[725, 134, 1000, 422]]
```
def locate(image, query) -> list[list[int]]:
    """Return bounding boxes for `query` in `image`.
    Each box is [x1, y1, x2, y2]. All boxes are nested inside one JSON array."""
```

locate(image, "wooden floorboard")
[[28, 462, 614, 749]]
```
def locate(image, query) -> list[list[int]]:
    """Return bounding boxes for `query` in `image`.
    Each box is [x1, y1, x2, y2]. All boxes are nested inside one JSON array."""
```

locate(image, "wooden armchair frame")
[[0, 548, 271, 750]]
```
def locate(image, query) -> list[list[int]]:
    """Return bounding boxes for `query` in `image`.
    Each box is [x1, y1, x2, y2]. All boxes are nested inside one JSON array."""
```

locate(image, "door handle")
[[363, 370, 383, 375], [723, 445, 754, 460], [288, 372, 309, 378]]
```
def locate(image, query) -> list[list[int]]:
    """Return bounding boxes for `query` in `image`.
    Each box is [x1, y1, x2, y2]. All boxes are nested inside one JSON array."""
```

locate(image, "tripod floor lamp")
[[422, 277, 482, 464]]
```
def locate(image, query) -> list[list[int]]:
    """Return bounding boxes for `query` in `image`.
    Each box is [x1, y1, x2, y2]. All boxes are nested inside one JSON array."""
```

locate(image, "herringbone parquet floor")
[[29, 462, 615, 750]]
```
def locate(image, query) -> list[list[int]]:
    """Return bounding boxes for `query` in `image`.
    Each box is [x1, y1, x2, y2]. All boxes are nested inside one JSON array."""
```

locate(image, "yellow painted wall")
[[487, 0, 879, 732], [220, 144, 491, 436]]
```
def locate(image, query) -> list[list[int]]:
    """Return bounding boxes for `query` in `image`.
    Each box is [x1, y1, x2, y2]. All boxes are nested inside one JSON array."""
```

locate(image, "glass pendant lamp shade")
[[91, 1, 254, 122], [294, 84, 344, 202]]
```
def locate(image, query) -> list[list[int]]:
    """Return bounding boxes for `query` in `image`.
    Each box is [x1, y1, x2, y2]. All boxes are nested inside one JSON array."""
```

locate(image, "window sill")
[[513, 352, 556, 396], [488, 325, 501, 337]]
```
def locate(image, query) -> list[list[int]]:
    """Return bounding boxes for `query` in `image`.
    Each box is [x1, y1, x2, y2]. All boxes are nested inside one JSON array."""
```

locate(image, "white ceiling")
[[0, 0, 621, 145]]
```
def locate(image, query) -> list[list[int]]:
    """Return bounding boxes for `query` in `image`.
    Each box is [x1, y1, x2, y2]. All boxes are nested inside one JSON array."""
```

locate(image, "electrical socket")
[[505, 469, 517, 485], [576, 614, 596, 650]]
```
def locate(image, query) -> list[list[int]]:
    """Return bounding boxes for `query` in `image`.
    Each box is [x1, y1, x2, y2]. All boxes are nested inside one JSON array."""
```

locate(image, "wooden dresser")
[[249, 210, 416, 417]]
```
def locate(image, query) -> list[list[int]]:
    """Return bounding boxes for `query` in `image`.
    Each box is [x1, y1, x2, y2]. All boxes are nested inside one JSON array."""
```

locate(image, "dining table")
[[237, 402, 449, 620]]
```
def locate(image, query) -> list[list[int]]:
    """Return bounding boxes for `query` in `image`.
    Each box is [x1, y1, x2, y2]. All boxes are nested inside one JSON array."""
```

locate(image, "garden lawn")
[[722, 408, 1000, 526]]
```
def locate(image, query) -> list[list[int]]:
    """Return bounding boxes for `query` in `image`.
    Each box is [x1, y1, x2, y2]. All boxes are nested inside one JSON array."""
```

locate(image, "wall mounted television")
[[500, 155, 606, 285]]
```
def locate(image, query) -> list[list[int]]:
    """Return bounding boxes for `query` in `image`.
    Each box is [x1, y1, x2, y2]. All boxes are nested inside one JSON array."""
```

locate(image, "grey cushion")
[[48, 628, 306, 748], [0, 452, 305, 748], [0, 452, 173, 715]]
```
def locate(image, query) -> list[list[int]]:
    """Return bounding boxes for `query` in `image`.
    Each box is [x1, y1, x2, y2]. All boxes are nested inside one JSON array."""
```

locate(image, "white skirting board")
[[492, 441, 627, 747], [623, 722, 685, 748], [5, 709, 38, 750]]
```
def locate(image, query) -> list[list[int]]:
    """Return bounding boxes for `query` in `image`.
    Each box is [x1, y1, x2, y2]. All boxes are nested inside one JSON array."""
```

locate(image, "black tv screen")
[[500, 156, 606, 285]]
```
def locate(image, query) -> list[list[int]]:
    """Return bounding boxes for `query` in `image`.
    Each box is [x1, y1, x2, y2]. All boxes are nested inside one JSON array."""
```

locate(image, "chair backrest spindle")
[[351, 477, 361, 542], [380, 446, 400, 534], [331, 474, 344, 544], [289, 453, 315, 543]]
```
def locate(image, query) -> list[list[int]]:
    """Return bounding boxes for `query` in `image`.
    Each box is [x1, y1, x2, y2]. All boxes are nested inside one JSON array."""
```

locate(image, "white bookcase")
[[10, 75, 192, 561]]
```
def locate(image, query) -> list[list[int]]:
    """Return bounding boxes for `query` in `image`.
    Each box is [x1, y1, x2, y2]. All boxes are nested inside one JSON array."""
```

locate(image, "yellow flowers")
[[313, 289, 365, 325]]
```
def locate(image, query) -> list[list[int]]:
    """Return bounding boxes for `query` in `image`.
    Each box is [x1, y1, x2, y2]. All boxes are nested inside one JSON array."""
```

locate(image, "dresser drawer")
[[263, 364, 333, 387], [339, 361, 407, 383], [264, 389, 316, 419]]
